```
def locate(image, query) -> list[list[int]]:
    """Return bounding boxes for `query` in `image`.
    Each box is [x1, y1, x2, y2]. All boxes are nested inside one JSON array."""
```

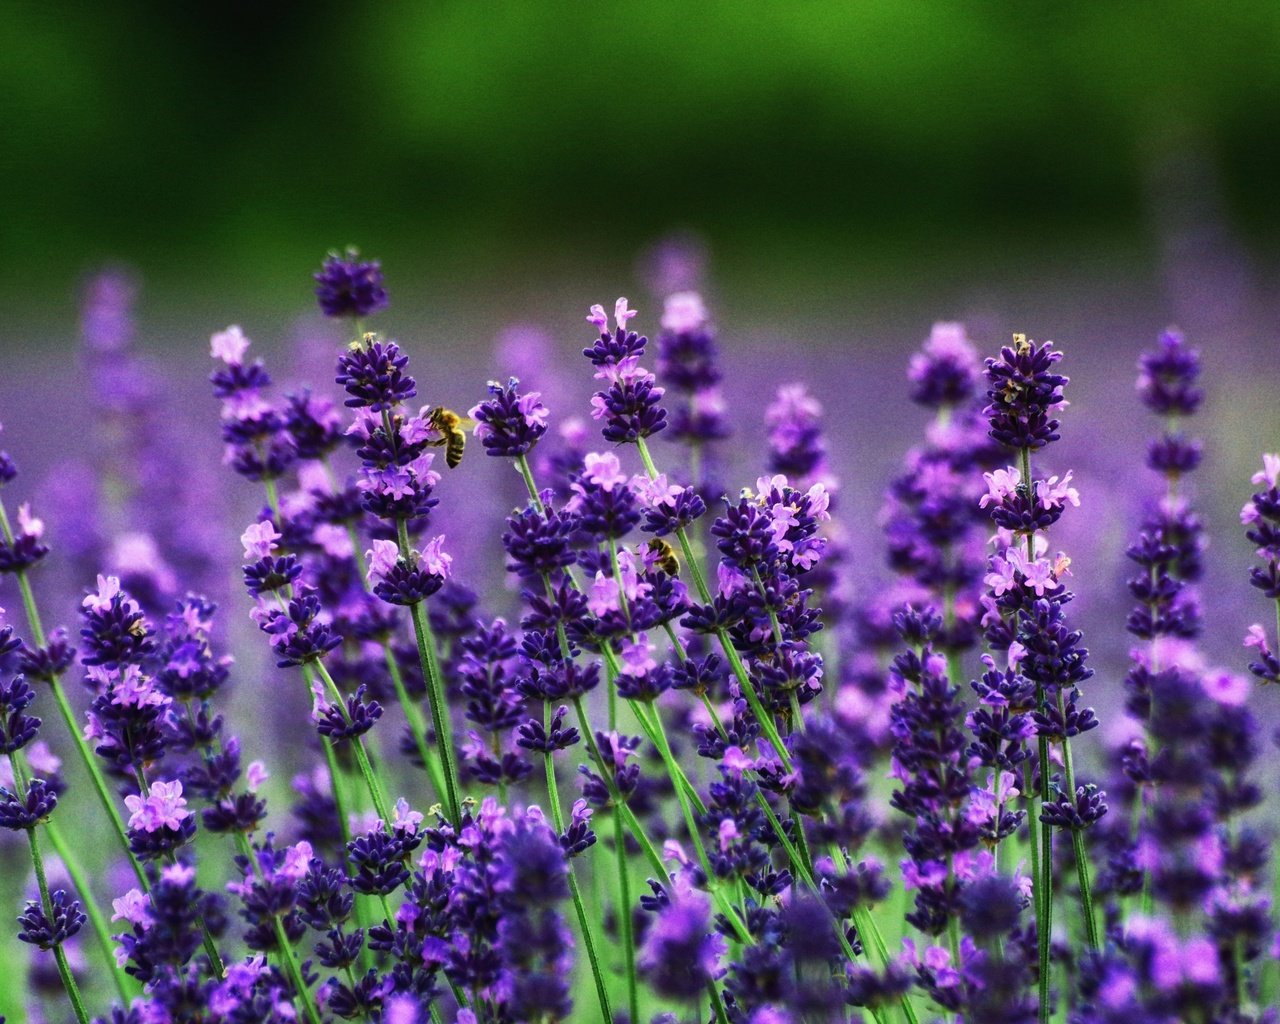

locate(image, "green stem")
[[313, 661, 395, 825], [540, 703, 613, 1023], [406, 598, 462, 827], [395, 518, 463, 827], [0, 499, 149, 890], [26, 825, 91, 1024], [1019, 444, 1052, 1024], [1058, 691, 1099, 950], [614, 807, 639, 1024], [44, 814, 136, 1004]]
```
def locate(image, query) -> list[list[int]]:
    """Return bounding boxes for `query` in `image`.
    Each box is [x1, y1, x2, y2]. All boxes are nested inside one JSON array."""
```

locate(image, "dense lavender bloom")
[[18, 888, 85, 949], [469, 378, 549, 458], [15, 252, 1280, 1024], [583, 299, 668, 443], [639, 883, 725, 1001], [1137, 328, 1203, 417], [0, 674, 40, 754], [0, 498, 49, 575], [909, 321, 981, 409], [983, 334, 1069, 451], [889, 609, 981, 934], [314, 249, 389, 319], [252, 589, 342, 667], [366, 537, 450, 605], [1243, 455, 1280, 683], [494, 813, 574, 1020], [210, 326, 296, 482], [766, 384, 827, 482], [335, 339, 416, 411]]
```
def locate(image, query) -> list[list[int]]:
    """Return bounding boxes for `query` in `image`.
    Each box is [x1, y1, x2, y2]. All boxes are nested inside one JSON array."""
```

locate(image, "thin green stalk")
[[326, 471, 451, 804], [395, 518, 463, 827], [313, 661, 395, 825], [43, 814, 137, 1004], [614, 808, 639, 1024], [0, 499, 149, 890], [707, 979, 731, 1024], [1058, 691, 1100, 949], [541, 704, 613, 1023], [27, 825, 91, 1024], [235, 829, 324, 1024], [405, 598, 462, 826], [1019, 444, 1052, 1024]]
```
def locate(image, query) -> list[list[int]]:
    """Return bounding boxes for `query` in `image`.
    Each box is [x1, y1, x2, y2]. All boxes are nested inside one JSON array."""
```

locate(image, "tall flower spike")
[[314, 248, 389, 319]]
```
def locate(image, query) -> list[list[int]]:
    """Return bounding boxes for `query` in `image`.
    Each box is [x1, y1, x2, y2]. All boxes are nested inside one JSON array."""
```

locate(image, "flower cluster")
[[3, 254, 1280, 1024]]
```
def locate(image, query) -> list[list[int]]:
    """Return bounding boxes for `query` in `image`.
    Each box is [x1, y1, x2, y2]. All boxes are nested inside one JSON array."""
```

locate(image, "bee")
[[646, 538, 680, 577], [424, 407, 475, 469]]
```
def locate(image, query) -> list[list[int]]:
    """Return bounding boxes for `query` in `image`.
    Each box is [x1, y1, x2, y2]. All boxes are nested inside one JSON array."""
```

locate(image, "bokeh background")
[[4, 1, 1280, 654], [0, 5, 1279, 1015], [2, 2, 1279, 664]]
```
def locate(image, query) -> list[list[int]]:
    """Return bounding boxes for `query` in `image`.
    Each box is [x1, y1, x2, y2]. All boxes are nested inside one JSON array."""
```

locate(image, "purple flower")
[[983, 334, 1068, 452], [124, 780, 192, 833], [469, 378, 549, 458], [314, 249, 389, 318]]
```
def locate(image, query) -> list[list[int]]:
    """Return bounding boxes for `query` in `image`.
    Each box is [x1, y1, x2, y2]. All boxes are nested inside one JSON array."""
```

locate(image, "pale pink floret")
[[111, 888, 150, 927], [1038, 471, 1080, 510], [210, 325, 251, 365], [82, 574, 122, 613], [634, 473, 682, 509], [1201, 669, 1250, 706], [1251, 453, 1280, 488], [366, 539, 401, 586], [1019, 557, 1056, 597], [983, 555, 1018, 597], [613, 297, 637, 330], [240, 519, 281, 561], [280, 841, 314, 881], [619, 636, 657, 677], [765, 383, 823, 425], [586, 304, 609, 332], [517, 392, 548, 429], [246, 761, 269, 792], [420, 535, 452, 578], [125, 780, 191, 833], [583, 451, 628, 491], [1244, 623, 1269, 651], [393, 798, 424, 834], [16, 503, 43, 539], [660, 291, 707, 333], [586, 573, 620, 618], [979, 467, 1020, 509]]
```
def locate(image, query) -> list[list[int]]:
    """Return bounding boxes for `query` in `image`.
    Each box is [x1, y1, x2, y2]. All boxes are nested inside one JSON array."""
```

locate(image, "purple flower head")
[[1137, 328, 1202, 417], [469, 378, 549, 458], [17, 888, 84, 950], [0, 674, 41, 754], [766, 384, 827, 484], [983, 334, 1069, 451], [639, 884, 725, 1000], [908, 321, 981, 409], [335, 337, 416, 411], [366, 536, 451, 605], [125, 780, 192, 834], [0, 500, 49, 575], [210, 325, 252, 366], [314, 248, 389, 318], [657, 291, 722, 393]]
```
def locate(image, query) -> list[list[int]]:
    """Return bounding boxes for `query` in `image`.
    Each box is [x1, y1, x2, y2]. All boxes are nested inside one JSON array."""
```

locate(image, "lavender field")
[[0, 242, 1277, 1024]]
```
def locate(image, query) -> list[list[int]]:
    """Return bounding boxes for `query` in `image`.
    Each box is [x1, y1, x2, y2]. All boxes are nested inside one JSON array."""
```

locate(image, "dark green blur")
[[2, 2, 1278, 316]]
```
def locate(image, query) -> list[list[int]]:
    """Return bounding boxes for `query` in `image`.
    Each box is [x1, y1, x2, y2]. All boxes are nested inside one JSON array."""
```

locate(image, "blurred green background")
[[3, 1, 1279, 322]]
